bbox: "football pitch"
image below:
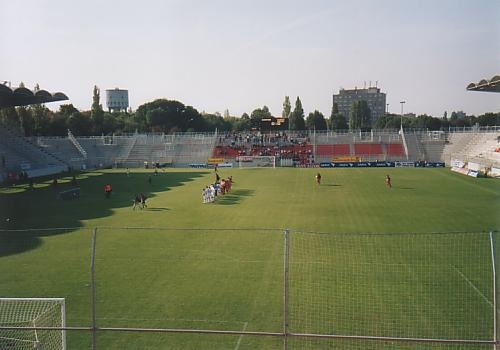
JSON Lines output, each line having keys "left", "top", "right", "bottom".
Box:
{"left": 1, "top": 167, "right": 499, "bottom": 349}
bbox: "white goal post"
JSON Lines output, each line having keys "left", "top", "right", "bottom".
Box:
{"left": 0, "top": 298, "right": 66, "bottom": 350}
{"left": 236, "top": 155, "right": 276, "bottom": 168}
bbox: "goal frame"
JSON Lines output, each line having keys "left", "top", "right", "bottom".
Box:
{"left": 0, "top": 297, "right": 66, "bottom": 350}
{"left": 237, "top": 155, "right": 276, "bottom": 168}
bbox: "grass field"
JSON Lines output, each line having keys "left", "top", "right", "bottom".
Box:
{"left": 0, "top": 167, "right": 499, "bottom": 349}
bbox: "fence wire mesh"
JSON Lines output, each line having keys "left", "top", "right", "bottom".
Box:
{"left": 0, "top": 227, "right": 497, "bottom": 349}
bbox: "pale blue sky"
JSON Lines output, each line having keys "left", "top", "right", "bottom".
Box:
{"left": 1, "top": 0, "right": 499, "bottom": 117}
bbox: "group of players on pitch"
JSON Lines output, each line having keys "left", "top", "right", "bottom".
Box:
{"left": 132, "top": 193, "right": 148, "bottom": 210}
{"left": 202, "top": 172, "right": 233, "bottom": 204}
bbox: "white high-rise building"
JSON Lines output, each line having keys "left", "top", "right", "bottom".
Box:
{"left": 333, "top": 86, "right": 386, "bottom": 124}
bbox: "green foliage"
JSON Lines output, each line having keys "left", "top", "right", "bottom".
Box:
{"left": 90, "top": 85, "right": 104, "bottom": 134}
{"left": 305, "top": 110, "right": 327, "bottom": 130}
{"left": 411, "top": 114, "right": 442, "bottom": 130}
{"left": 289, "top": 96, "right": 305, "bottom": 130}
{"left": 201, "top": 113, "right": 229, "bottom": 131}
{"left": 477, "top": 112, "right": 500, "bottom": 126}
{"left": 67, "top": 111, "right": 92, "bottom": 136}
{"left": 17, "top": 106, "right": 34, "bottom": 135}
{"left": 330, "top": 103, "right": 348, "bottom": 130}
{"left": 134, "top": 99, "right": 204, "bottom": 133}
{"left": 48, "top": 113, "right": 69, "bottom": 136}
{"left": 373, "top": 114, "right": 401, "bottom": 129}
{"left": 2, "top": 93, "right": 499, "bottom": 136}
{"left": 250, "top": 106, "right": 272, "bottom": 129}
{"left": 223, "top": 115, "right": 251, "bottom": 131}
{"left": 348, "top": 100, "right": 371, "bottom": 130}
{"left": 58, "top": 104, "right": 79, "bottom": 118}
{"left": 282, "top": 95, "right": 291, "bottom": 118}
{"left": 30, "top": 104, "right": 51, "bottom": 136}
{"left": 0, "top": 107, "right": 20, "bottom": 129}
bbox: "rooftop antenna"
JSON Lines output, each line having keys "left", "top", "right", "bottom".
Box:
{"left": 363, "top": 81, "right": 366, "bottom": 89}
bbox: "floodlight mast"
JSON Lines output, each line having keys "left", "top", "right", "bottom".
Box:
{"left": 400, "top": 101, "right": 406, "bottom": 130}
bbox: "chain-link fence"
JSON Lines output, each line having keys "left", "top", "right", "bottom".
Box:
{"left": 0, "top": 227, "right": 497, "bottom": 349}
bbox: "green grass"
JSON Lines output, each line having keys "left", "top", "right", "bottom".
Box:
{"left": 0, "top": 167, "right": 499, "bottom": 349}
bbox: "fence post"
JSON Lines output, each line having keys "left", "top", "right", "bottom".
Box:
{"left": 490, "top": 231, "right": 497, "bottom": 349}
{"left": 283, "top": 229, "right": 290, "bottom": 350}
{"left": 90, "top": 228, "right": 98, "bottom": 350}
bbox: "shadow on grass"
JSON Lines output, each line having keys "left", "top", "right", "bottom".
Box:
{"left": 142, "top": 207, "right": 169, "bottom": 212}
{"left": 215, "top": 189, "right": 254, "bottom": 205}
{"left": 0, "top": 170, "right": 206, "bottom": 257}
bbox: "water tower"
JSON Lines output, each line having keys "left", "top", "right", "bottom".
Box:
{"left": 105, "top": 88, "right": 129, "bottom": 112}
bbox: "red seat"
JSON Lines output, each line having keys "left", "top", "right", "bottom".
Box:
{"left": 316, "top": 144, "right": 350, "bottom": 156}
{"left": 387, "top": 143, "right": 404, "bottom": 156}
{"left": 354, "top": 144, "right": 383, "bottom": 156}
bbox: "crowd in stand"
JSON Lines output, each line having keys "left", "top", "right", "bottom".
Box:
{"left": 215, "top": 131, "right": 314, "bottom": 165}
{"left": 218, "top": 131, "right": 309, "bottom": 149}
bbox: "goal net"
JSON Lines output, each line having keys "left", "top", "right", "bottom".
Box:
{"left": 237, "top": 155, "right": 275, "bottom": 168}
{"left": 288, "top": 232, "right": 494, "bottom": 348}
{"left": 0, "top": 298, "right": 66, "bottom": 350}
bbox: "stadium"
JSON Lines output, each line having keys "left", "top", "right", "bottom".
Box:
{"left": 1, "top": 84, "right": 500, "bottom": 350}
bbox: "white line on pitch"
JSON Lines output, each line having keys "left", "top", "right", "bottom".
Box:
{"left": 234, "top": 321, "right": 248, "bottom": 350}
{"left": 452, "top": 265, "right": 492, "bottom": 308}
{"left": 72, "top": 317, "right": 247, "bottom": 324}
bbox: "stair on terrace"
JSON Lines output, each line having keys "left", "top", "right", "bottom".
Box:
{"left": 0, "top": 126, "right": 68, "bottom": 177}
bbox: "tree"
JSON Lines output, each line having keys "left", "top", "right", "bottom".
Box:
{"left": 289, "top": 97, "right": 305, "bottom": 130}
{"left": 202, "top": 113, "right": 229, "bottom": 131}
{"left": 0, "top": 107, "right": 20, "bottom": 130}
{"left": 29, "top": 104, "right": 51, "bottom": 135}
{"left": 330, "top": 103, "right": 348, "bottom": 131}
{"left": 477, "top": 112, "right": 500, "bottom": 126}
{"left": 58, "top": 104, "right": 80, "bottom": 118}
{"left": 306, "top": 110, "right": 327, "bottom": 130}
{"left": 67, "top": 111, "right": 92, "bottom": 135}
{"left": 348, "top": 100, "right": 371, "bottom": 130}
{"left": 250, "top": 106, "right": 272, "bottom": 129}
{"left": 135, "top": 99, "right": 202, "bottom": 133}
{"left": 48, "top": 113, "right": 70, "bottom": 136}
{"left": 409, "top": 114, "right": 442, "bottom": 130}
{"left": 91, "top": 85, "right": 104, "bottom": 134}
{"left": 373, "top": 114, "right": 401, "bottom": 129}
{"left": 102, "top": 112, "right": 121, "bottom": 135}
{"left": 49, "top": 104, "right": 79, "bottom": 135}
{"left": 282, "top": 96, "right": 291, "bottom": 118}
{"left": 17, "top": 107, "right": 34, "bottom": 136}
{"left": 225, "top": 115, "right": 251, "bottom": 131}
{"left": 250, "top": 106, "right": 272, "bottom": 120}
{"left": 185, "top": 105, "right": 206, "bottom": 131}
{"left": 118, "top": 112, "right": 139, "bottom": 133}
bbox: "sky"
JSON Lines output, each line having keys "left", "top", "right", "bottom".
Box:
{"left": 1, "top": 0, "right": 499, "bottom": 118}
